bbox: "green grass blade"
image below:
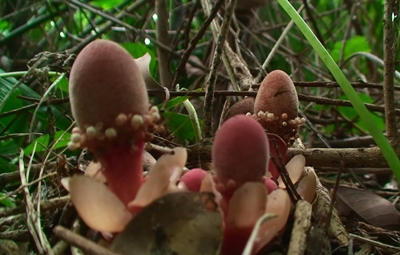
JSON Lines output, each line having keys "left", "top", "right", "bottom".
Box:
{"left": 277, "top": 0, "right": 400, "bottom": 182}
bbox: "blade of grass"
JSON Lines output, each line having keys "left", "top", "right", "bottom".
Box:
{"left": 182, "top": 99, "right": 202, "bottom": 144}
{"left": 277, "top": 0, "right": 400, "bottom": 183}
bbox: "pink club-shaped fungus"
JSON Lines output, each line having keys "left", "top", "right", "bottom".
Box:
{"left": 179, "top": 168, "right": 208, "bottom": 192}
{"left": 212, "top": 115, "right": 269, "bottom": 203}
{"left": 213, "top": 115, "right": 292, "bottom": 254}
{"left": 68, "top": 39, "right": 159, "bottom": 206}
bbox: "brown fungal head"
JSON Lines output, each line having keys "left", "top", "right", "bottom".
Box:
{"left": 224, "top": 97, "right": 255, "bottom": 121}
{"left": 254, "top": 70, "right": 303, "bottom": 142}
{"left": 68, "top": 39, "right": 159, "bottom": 205}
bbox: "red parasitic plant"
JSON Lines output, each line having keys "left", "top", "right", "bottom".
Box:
{"left": 212, "top": 115, "right": 268, "bottom": 253}
{"left": 213, "top": 115, "right": 291, "bottom": 254}
{"left": 68, "top": 39, "right": 159, "bottom": 206}
{"left": 64, "top": 40, "right": 301, "bottom": 252}
{"left": 62, "top": 146, "right": 188, "bottom": 233}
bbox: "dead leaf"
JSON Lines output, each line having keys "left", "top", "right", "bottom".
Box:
{"left": 336, "top": 186, "right": 400, "bottom": 230}
{"left": 0, "top": 239, "right": 20, "bottom": 255}
{"left": 111, "top": 192, "right": 222, "bottom": 255}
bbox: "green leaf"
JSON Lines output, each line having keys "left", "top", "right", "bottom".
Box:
{"left": 0, "top": 156, "right": 17, "bottom": 174}
{"left": 55, "top": 75, "right": 69, "bottom": 93}
{"left": 330, "top": 36, "right": 371, "bottom": 63}
{"left": 91, "top": 0, "right": 124, "bottom": 10}
{"left": 157, "top": 96, "right": 189, "bottom": 110}
{"left": 0, "top": 193, "right": 15, "bottom": 207}
{"left": 0, "top": 140, "right": 18, "bottom": 155}
{"left": 24, "top": 131, "right": 71, "bottom": 155}
{"left": 338, "top": 94, "right": 385, "bottom": 133}
{"left": 0, "top": 20, "right": 10, "bottom": 36}
{"left": 162, "top": 112, "right": 201, "bottom": 142}
{"left": 0, "top": 75, "right": 26, "bottom": 135}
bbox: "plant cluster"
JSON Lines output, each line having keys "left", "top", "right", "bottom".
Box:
{"left": 63, "top": 39, "right": 317, "bottom": 254}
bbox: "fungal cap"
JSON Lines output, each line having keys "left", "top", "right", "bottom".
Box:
{"left": 296, "top": 168, "right": 317, "bottom": 204}
{"left": 213, "top": 115, "right": 269, "bottom": 198}
{"left": 70, "top": 39, "right": 148, "bottom": 127}
{"left": 277, "top": 154, "right": 306, "bottom": 188}
{"left": 254, "top": 70, "right": 298, "bottom": 118}
{"left": 68, "top": 39, "right": 157, "bottom": 154}
{"left": 179, "top": 168, "right": 208, "bottom": 192}
{"left": 224, "top": 97, "right": 255, "bottom": 121}
{"left": 254, "top": 70, "right": 300, "bottom": 140}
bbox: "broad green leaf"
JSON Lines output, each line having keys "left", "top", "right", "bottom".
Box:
{"left": 0, "top": 140, "right": 18, "bottom": 155}
{"left": 29, "top": 104, "right": 72, "bottom": 132}
{"left": 0, "top": 193, "right": 15, "bottom": 207}
{"left": 24, "top": 131, "right": 71, "bottom": 155}
{"left": 330, "top": 36, "right": 371, "bottom": 63}
{"left": 91, "top": 0, "right": 124, "bottom": 10}
{"left": 162, "top": 112, "right": 201, "bottom": 141}
{"left": 0, "top": 20, "right": 9, "bottom": 30}
{"left": 338, "top": 95, "right": 385, "bottom": 133}
{"left": 157, "top": 96, "right": 189, "bottom": 110}
{"left": 0, "top": 75, "right": 27, "bottom": 135}
{"left": 0, "top": 20, "right": 10, "bottom": 36}
{"left": 0, "top": 156, "right": 17, "bottom": 174}
{"left": 55, "top": 75, "right": 69, "bottom": 93}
